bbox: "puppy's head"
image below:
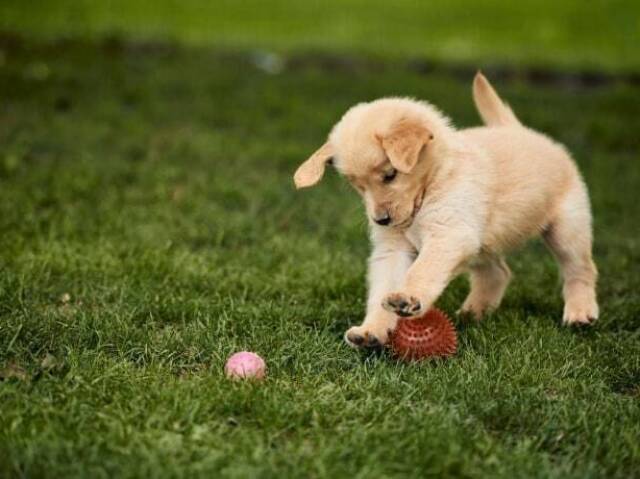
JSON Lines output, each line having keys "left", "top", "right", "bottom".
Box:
{"left": 294, "top": 98, "right": 450, "bottom": 228}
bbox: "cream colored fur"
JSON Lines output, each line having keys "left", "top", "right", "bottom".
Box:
{"left": 294, "top": 73, "right": 598, "bottom": 348}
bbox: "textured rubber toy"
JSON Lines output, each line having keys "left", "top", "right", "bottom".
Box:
{"left": 390, "top": 308, "right": 457, "bottom": 360}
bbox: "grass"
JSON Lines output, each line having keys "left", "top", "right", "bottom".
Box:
{"left": 1, "top": 0, "right": 640, "bottom": 72}
{"left": 0, "top": 35, "right": 639, "bottom": 478}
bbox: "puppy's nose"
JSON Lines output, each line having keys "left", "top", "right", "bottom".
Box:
{"left": 374, "top": 213, "right": 391, "bottom": 226}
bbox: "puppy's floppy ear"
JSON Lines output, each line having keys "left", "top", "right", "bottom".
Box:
{"left": 376, "top": 119, "right": 433, "bottom": 173}
{"left": 293, "top": 142, "right": 335, "bottom": 189}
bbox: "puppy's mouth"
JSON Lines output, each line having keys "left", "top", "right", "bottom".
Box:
{"left": 394, "top": 188, "right": 426, "bottom": 229}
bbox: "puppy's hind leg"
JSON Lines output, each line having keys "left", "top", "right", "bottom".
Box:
{"left": 543, "top": 180, "right": 599, "bottom": 325}
{"left": 459, "top": 255, "right": 511, "bottom": 319}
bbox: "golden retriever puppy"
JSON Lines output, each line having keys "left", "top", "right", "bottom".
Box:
{"left": 294, "top": 73, "right": 598, "bottom": 348}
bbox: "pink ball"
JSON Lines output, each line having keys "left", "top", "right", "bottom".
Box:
{"left": 224, "top": 351, "right": 266, "bottom": 380}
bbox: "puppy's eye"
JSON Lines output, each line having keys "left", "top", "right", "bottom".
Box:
{"left": 382, "top": 168, "right": 397, "bottom": 184}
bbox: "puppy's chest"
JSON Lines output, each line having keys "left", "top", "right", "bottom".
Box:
{"left": 403, "top": 226, "right": 423, "bottom": 252}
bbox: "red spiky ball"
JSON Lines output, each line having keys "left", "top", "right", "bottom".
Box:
{"left": 389, "top": 308, "right": 457, "bottom": 360}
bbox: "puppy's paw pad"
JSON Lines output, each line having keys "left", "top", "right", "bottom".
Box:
{"left": 344, "top": 326, "right": 389, "bottom": 349}
{"left": 382, "top": 293, "right": 423, "bottom": 317}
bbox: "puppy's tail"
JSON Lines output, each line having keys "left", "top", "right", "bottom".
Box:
{"left": 473, "top": 72, "right": 521, "bottom": 127}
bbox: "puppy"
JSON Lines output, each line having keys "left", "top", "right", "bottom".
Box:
{"left": 294, "top": 73, "right": 598, "bottom": 348}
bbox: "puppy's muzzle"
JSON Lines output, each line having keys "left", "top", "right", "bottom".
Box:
{"left": 373, "top": 213, "right": 391, "bottom": 226}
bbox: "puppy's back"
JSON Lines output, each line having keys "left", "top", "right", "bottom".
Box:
{"left": 459, "top": 125, "right": 579, "bottom": 250}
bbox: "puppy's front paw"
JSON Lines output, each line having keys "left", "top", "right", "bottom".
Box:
{"left": 563, "top": 299, "right": 599, "bottom": 326}
{"left": 382, "top": 292, "right": 424, "bottom": 317}
{"left": 344, "top": 325, "right": 391, "bottom": 349}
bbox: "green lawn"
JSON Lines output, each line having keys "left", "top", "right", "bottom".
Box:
{"left": 0, "top": 37, "right": 639, "bottom": 478}
{"left": 1, "top": 0, "right": 640, "bottom": 72}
